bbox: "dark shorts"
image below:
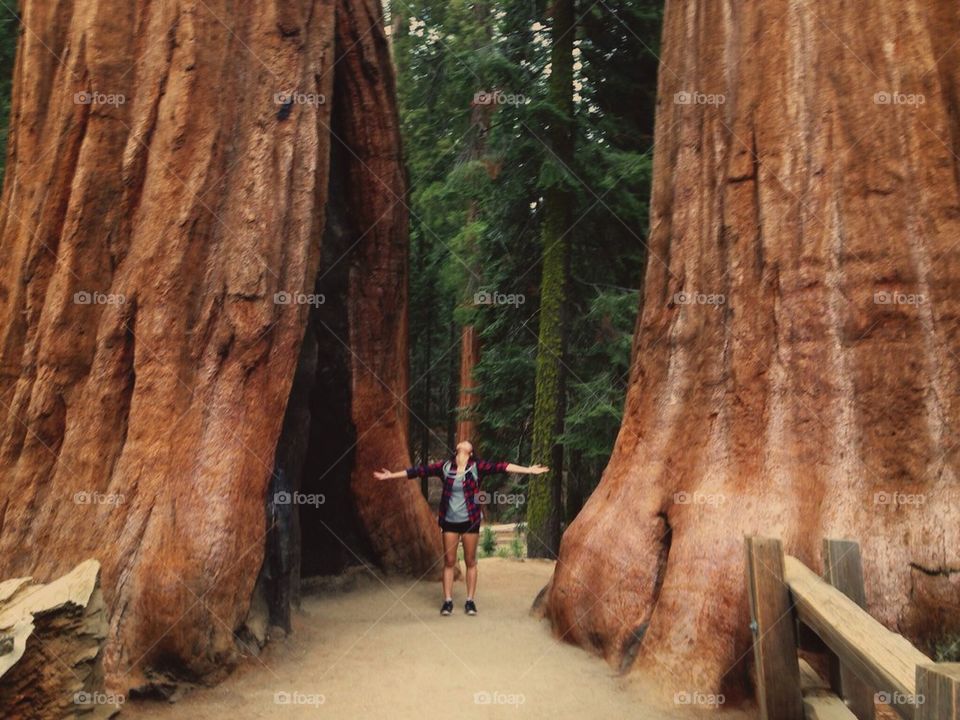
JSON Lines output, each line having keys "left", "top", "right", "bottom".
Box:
{"left": 439, "top": 518, "right": 480, "bottom": 534}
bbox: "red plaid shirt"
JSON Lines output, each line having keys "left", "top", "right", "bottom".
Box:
{"left": 406, "top": 459, "right": 509, "bottom": 524}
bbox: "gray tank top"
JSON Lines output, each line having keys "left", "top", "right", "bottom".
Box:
{"left": 445, "top": 470, "right": 469, "bottom": 522}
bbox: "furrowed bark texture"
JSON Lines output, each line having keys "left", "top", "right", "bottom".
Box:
{"left": 542, "top": 0, "right": 960, "bottom": 700}
{"left": 0, "top": 560, "right": 107, "bottom": 719}
{"left": 0, "top": 0, "right": 438, "bottom": 694}
{"left": 334, "top": 0, "right": 441, "bottom": 575}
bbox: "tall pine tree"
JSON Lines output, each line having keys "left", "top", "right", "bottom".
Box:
{"left": 527, "top": 0, "right": 575, "bottom": 558}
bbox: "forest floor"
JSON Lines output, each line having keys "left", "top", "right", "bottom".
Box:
{"left": 123, "top": 557, "right": 757, "bottom": 719}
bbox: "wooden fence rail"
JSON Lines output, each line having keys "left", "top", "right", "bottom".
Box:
{"left": 745, "top": 536, "right": 960, "bottom": 720}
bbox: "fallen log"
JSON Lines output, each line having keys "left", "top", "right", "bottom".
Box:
{"left": 0, "top": 560, "right": 114, "bottom": 719}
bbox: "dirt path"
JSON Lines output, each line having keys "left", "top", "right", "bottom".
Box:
{"left": 124, "top": 558, "right": 756, "bottom": 719}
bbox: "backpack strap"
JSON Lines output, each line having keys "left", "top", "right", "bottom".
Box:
{"left": 464, "top": 461, "right": 478, "bottom": 483}
{"left": 442, "top": 459, "right": 478, "bottom": 482}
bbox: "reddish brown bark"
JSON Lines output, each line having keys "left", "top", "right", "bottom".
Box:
{"left": 336, "top": 0, "right": 441, "bottom": 575}
{"left": 0, "top": 0, "right": 437, "bottom": 695}
{"left": 455, "top": 97, "right": 498, "bottom": 445}
{"left": 542, "top": 0, "right": 960, "bottom": 701}
{"left": 457, "top": 323, "right": 480, "bottom": 442}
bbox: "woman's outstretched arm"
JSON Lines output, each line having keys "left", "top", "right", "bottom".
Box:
{"left": 474, "top": 460, "right": 550, "bottom": 477}
{"left": 505, "top": 463, "right": 549, "bottom": 474}
{"left": 373, "top": 461, "right": 445, "bottom": 481}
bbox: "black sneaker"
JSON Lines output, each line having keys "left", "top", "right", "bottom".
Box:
{"left": 465, "top": 599, "right": 477, "bottom": 616}
{"left": 441, "top": 600, "right": 454, "bottom": 616}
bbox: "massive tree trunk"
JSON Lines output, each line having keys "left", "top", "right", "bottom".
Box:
{"left": 0, "top": 0, "right": 438, "bottom": 696}
{"left": 335, "top": 0, "right": 440, "bottom": 575}
{"left": 542, "top": 0, "right": 960, "bottom": 701}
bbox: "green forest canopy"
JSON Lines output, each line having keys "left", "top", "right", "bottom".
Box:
{"left": 393, "top": 0, "right": 662, "bottom": 521}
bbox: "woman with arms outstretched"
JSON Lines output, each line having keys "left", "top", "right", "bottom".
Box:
{"left": 374, "top": 440, "right": 548, "bottom": 616}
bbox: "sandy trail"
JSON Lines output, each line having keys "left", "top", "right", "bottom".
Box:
{"left": 124, "top": 558, "right": 755, "bottom": 719}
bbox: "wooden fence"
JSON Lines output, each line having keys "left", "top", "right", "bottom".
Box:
{"left": 745, "top": 536, "right": 960, "bottom": 720}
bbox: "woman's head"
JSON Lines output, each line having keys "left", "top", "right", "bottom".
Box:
{"left": 455, "top": 440, "right": 474, "bottom": 458}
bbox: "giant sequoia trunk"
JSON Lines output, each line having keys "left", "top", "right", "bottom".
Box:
{"left": 543, "top": 0, "right": 960, "bottom": 700}
{"left": 0, "top": 0, "right": 438, "bottom": 694}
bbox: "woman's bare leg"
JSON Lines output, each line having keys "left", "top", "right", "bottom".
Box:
{"left": 442, "top": 532, "right": 459, "bottom": 600}
{"left": 462, "top": 532, "right": 479, "bottom": 600}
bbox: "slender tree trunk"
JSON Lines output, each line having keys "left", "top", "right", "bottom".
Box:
{"left": 446, "top": 318, "right": 458, "bottom": 449}
{"left": 527, "top": 0, "right": 574, "bottom": 559}
{"left": 0, "top": 0, "right": 438, "bottom": 695}
{"left": 565, "top": 447, "right": 583, "bottom": 523}
{"left": 541, "top": 0, "right": 960, "bottom": 700}
{"left": 455, "top": 5, "right": 496, "bottom": 445}
{"left": 387, "top": 1, "right": 404, "bottom": 75}
{"left": 457, "top": 322, "right": 481, "bottom": 441}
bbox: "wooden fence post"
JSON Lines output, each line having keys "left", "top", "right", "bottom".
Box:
{"left": 917, "top": 664, "right": 960, "bottom": 720}
{"left": 746, "top": 536, "right": 805, "bottom": 720}
{"left": 823, "top": 539, "right": 876, "bottom": 720}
